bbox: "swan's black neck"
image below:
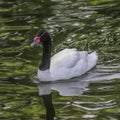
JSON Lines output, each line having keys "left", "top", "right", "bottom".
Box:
{"left": 39, "top": 35, "right": 51, "bottom": 71}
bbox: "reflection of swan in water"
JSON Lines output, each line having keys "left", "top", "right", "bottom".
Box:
{"left": 41, "top": 94, "right": 55, "bottom": 120}
{"left": 37, "top": 66, "right": 120, "bottom": 119}
{"left": 38, "top": 71, "right": 90, "bottom": 120}
{"left": 38, "top": 77, "right": 89, "bottom": 96}
{"left": 40, "top": 77, "right": 89, "bottom": 120}
{"left": 39, "top": 69, "right": 92, "bottom": 120}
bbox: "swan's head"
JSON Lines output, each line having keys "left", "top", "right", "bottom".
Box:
{"left": 31, "top": 30, "right": 49, "bottom": 46}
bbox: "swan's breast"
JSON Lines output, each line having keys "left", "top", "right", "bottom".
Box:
{"left": 37, "top": 69, "right": 52, "bottom": 81}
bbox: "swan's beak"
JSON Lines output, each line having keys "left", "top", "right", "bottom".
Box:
{"left": 31, "top": 41, "right": 38, "bottom": 46}
{"left": 31, "top": 36, "right": 41, "bottom": 46}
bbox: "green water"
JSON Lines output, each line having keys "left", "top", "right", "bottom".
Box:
{"left": 0, "top": 0, "right": 120, "bottom": 119}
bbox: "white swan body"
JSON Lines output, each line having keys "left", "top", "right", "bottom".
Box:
{"left": 38, "top": 48, "right": 98, "bottom": 81}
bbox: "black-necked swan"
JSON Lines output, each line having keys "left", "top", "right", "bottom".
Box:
{"left": 31, "top": 30, "right": 98, "bottom": 81}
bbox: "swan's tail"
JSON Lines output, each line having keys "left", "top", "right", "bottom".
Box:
{"left": 87, "top": 51, "right": 98, "bottom": 71}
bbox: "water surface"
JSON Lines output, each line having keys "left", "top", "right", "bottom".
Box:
{"left": 0, "top": 0, "right": 120, "bottom": 119}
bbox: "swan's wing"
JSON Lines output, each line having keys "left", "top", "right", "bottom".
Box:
{"left": 50, "top": 49, "right": 89, "bottom": 80}
{"left": 50, "top": 49, "right": 97, "bottom": 81}
{"left": 50, "top": 48, "right": 80, "bottom": 69}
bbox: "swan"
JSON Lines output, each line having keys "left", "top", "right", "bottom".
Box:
{"left": 31, "top": 30, "right": 98, "bottom": 81}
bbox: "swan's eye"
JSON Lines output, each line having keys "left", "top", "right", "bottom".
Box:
{"left": 34, "top": 36, "right": 41, "bottom": 43}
